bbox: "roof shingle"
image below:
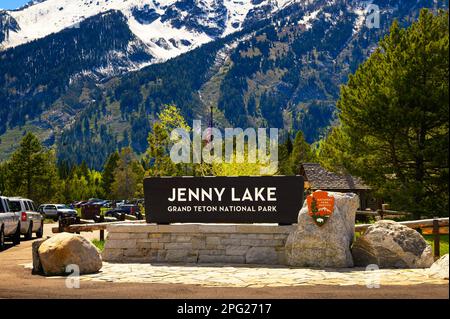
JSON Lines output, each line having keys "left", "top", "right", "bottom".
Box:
{"left": 301, "top": 163, "right": 371, "bottom": 190}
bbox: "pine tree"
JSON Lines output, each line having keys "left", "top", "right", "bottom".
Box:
{"left": 277, "top": 135, "right": 293, "bottom": 175}
{"left": 79, "top": 160, "right": 90, "bottom": 180}
{"left": 319, "top": 10, "right": 449, "bottom": 217}
{"left": 111, "top": 147, "right": 144, "bottom": 200}
{"left": 4, "top": 133, "right": 60, "bottom": 204}
{"left": 278, "top": 132, "right": 316, "bottom": 175}
{"left": 122, "top": 130, "right": 130, "bottom": 148}
{"left": 102, "top": 151, "right": 120, "bottom": 199}
{"left": 285, "top": 135, "right": 293, "bottom": 155}
{"left": 0, "top": 162, "right": 7, "bottom": 195}
{"left": 289, "top": 131, "right": 316, "bottom": 174}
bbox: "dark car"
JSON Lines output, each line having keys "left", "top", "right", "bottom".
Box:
{"left": 73, "top": 201, "right": 87, "bottom": 208}
{"left": 105, "top": 204, "right": 143, "bottom": 220}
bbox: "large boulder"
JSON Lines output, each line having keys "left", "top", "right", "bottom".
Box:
{"left": 428, "top": 254, "right": 449, "bottom": 280}
{"left": 285, "top": 191, "right": 359, "bottom": 268}
{"left": 38, "top": 232, "right": 102, "bottom": 276}
{"left": 32, "top": 237, "right": 49, "bottom": 274}
{"left": 352, "top": 220, "right": 434, "bottom": 268}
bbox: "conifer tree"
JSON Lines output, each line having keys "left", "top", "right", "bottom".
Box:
{"left": 289, "top": 131, "right": 317, "bottom": 174}
{"left": 111, "top": 148, "right": 144, "bottom": 200}
{"left": 4, "top": 133, "right": 60, "bottom": 204}
{"left": 319, "top": 10, "right": 449, "bottom": 217}
{"left": 102, "top": 151, "right": 120, "bottom": 199}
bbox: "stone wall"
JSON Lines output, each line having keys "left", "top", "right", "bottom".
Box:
{"left": 102, "top": 223, "right": 296, "bottom": 265}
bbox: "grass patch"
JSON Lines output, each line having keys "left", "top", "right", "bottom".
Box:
{"left": 424, "top": 234, "right": 449, "bottom": 256}
{"left": 92, "top": 239, "right": 105, "bottom": 252}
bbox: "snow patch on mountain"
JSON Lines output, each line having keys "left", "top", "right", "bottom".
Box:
{"left": 1, "top": 0, "right": 297, "bottom": 62}
{"left": 352, "top": 1, "right": 373, "bottom": 35}
{"left": 297, "top": 8, "right": 321, "bottom": 29}
{"left": 1, "top": 0, "right": 381, "bottom": 66}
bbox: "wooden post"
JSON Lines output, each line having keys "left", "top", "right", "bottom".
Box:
{"left": 380, "top": 204, "right": 389, "bottom": 220}
{"left": 433, "top": 217, "right": 440, "bottom": 260}
{"left": 100, "top": 229, "right": 105, "bottom": 241}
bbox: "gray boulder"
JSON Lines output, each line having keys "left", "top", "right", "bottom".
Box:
{"left": 428, "top": 254, "right": 449, "bottom": 280}
{"left": 285, "top": 191, "right": 359, "bottom": 268}
{"left": 38, "top": 232, "right": 102, "bottom": 276}
{"left": 32, "top": 237, "right": 49, "bottom": 274}
{"left": 352, "top": 220, "right": 434, "bottom": 268}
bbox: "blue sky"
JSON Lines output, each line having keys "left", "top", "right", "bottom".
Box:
{"left": 1, "top": 0, "right": 30, "bottom": 10}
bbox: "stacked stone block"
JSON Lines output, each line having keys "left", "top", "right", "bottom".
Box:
{"left": 102, "top": 224, "right": 295, "bottom": 265}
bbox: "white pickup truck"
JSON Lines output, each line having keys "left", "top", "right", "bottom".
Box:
{"left": 0, "top": 196, "right": 21, "bottom": 251}
{"left": 8, "top": 197, "right": 44, "bottom": 240}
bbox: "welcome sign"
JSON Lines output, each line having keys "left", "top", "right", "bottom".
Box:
{"left": 144, "top": 176, "right": 304, "bottom": 224}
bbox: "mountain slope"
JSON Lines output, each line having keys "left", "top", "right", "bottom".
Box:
{"left": 0, "top": 0, "right": 447, "bottom": 168}
{"left": 1, "top": 0, "right": 295, "bottom": 62}
{"left": 0, "top": 10, "right": 152, "bottom": 135}
{"left": 55, "top": 0, "right": 447, "bottom": 169}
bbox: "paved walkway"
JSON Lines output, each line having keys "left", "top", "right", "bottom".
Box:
{"left": 3, "top": 233, "right": 447, "bottom": 298}
{"left": 25, "top": 262, "right": 447, "bottom": 288}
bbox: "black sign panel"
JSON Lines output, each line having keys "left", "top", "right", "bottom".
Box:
{"left": 144, "top": 176, "right": 304, "bottom": 224}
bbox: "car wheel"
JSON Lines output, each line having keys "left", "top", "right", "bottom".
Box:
{"left": 12, "top": 223, "right": 21, "bottom": 245}
{"left": 0, "top": 227, "right": 5, "bottom": 251}
{"left": 36, "top": 221, "right": 44, "bottom": 238}
{"left": 25, "top": 222, "right": 33, "bottom": 240}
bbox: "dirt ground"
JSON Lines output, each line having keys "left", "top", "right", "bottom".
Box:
{"left": 0, "top": 224, "right": 448, "bottom": 299}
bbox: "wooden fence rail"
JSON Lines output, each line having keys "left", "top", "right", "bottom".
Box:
{"left": 52, "top": 220, "right": 145, "bottom": 241}
{"left": 354, "top": 217, "right": 449, "bottom": 232}
{"left": 356, "top": 209, "right": 412, "bottom": 219}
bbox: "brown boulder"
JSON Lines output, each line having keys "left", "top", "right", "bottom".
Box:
{"left": 38, "top": 232, "right": 102, "bottom": 276}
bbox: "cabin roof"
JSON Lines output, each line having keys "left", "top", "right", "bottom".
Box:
{"left": 300, "top": 163, "right": 371, "bottom": 190}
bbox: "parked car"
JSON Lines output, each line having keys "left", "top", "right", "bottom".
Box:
{"left": 105, "top": 204, "right": 143, "bottom": 220}
{"left": 96, "top": 200, "right": 109, "bottom": 207}
{"left": 87, "top": 198, "right": 103, "bottom": 205}
{"left": 102, "top": 201, "right": 112, "bottom": 208}
{"left": 115, "top": 200, "right": 126, "bottom": 208}
{"left": 0, "top": 196, "right": 21, "bottom": 251}
{"left": 38, "top": 204, "right": 77, "bottom": 221}
{"left": 8, "top": 197, "right": 44, "bottom": 240}
{"left": 73, "top": 200, "right": 87, "bottom": 208}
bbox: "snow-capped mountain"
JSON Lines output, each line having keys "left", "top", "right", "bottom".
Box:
{"left": 0, "top": 0, "right": 446, "bottom": 166}
{"left": 1, "top": 0, "right": 296, "bottom": 62}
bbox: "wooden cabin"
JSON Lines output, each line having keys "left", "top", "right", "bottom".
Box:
{"left": 300, "top": 163, "right": 380, "bottom": 211}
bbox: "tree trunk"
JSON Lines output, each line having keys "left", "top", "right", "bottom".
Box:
{"left": 413, "top": 125, "right": 426, "bottom": 220}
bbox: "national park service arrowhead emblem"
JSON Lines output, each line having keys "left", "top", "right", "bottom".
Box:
{"left": 307, "top": 191, "right": 335, "bottom": 227}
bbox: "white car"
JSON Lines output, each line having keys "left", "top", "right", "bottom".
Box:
{"left": 0, "top": 196, "right": 21, "bottom": 251}
{"left": 8, "top": 197, "right": 44, "bottom": 240}
{"left": 38, "top": 204, "right": 77, "bottom": 221}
